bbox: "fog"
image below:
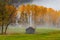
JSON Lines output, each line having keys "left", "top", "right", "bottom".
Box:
{"left": 14, "top": 0, "right": 60, "bottom": 10}
{"left": 8, "top": 0, "right": 60, "bottom": 28}
{"left": 31, "top": 0, "right": 60, "bottom": 10}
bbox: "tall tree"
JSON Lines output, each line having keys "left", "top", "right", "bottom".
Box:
{"left": 0, "top": 0, "right": 16, "bottom": 34}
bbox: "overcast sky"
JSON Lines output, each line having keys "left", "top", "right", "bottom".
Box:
{"left": 30, "top": 0, "right": 60, "bottom": 10}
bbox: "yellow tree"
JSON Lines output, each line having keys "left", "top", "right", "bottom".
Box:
{"left": 18, "top": 5, "right": 27, "bottom": 23}
{"left": 4, "top": 5, "right": 16, "bottom": 34}
{"left": 35, "top": 6, "right": 47, "bottom": 25}
{"left": 56, "top": 11, "right": 60, "bottom": 27}
{"left": 46, "top": 8, "right": 58, "bottom": 26}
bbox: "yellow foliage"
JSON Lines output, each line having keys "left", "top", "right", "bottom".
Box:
{"left": 17, "top": 4, "right": 60, "bottom": 24}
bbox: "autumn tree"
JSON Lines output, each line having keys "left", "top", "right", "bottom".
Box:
{"left": 0, "top": 0, "right": 16, "bottom": 34}
{"left": 4, "top": 5, "right": 16, "bottom": 34}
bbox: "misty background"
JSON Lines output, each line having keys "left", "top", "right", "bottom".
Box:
{"left": 0, "top": 0, "right": 59, "bottom": 29}
{"left": 11, "top": 0, "right": 60, "bottom": 10}
{"left": 9, "top": 0, "right": 60, "bottom": 28}
{"left": 31, "top": 0, "right": 60, "bottom": 10}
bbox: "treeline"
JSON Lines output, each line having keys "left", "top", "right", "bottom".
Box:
{"left": 18, "top": 4, "right": 60, "bottom": 27}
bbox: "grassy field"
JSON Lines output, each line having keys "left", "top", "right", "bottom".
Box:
{"left": 0, "top": 27, "right": 60, "bottom": 40}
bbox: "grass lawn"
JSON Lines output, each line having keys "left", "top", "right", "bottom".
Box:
{"left": 0, "top": 27, "right": 60, "bottom": 40}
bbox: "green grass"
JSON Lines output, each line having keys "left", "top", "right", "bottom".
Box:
{"left": 0, "top": 28, "right": 60, "bottom": 40}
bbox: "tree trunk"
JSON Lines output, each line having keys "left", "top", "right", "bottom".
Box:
{"left": 1, "top": 24, "right": 4, "bottom": 34}
{"left": 1, "top": 20, "right": 4, "bottom": 34}
{"left": 4, "top": 22, "right": 10, "bottom": 34}
{"left": 1, "top": 14, "right": 4, "bottom": 34}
